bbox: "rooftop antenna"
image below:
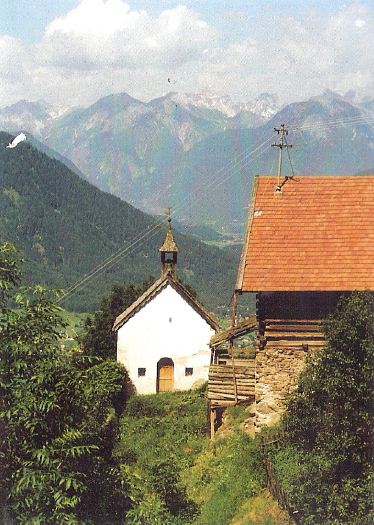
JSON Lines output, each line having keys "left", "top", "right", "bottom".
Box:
{"left": 272, "top": 124, "right": 292, "bottom": 192}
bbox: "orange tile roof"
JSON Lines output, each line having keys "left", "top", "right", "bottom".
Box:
{"left": 236, "top": 175, "right": 374, "bottom": 292}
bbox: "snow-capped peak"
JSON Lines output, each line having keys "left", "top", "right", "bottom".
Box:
{"left": 169, "top": 92, "right": 240, "bottom": 117}
{"left": 168, "top": 91, "right": 281, "bottom": 121}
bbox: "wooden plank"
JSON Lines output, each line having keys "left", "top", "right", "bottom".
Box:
{"left": 209, "top": 388, "right": 255, "bottom": 395}
{"left": 210, "top": 363, "right": 256, "bottom": 368}
{"left": 210, "top": 400, "right": 238, "bottom": 407}
{"left": 209, "top": 373, "right": 254, "bottom": 379}
{"left": 209, "top": 367, "right": 255, "bottom": 373}
{"left": 209, "top": 366, "right": 255, "bottom": 372}
{"left": 265, "top": 325, "right": 322, "bottom": 332}
{"left": 209, "top": 390, "right": 254, "bottom": 397}
{"left": 208, "top": 389, "right": 251, "bottom": 397}
{"left": 208, "top": 391, "right": 254, "bottom": 400}
{"left": 265, "top": 319, "right": 322, "bottom": 324}
{"left": 265, "top": 333, "right": 324, "bottom": 340}
{"left": 210, "top": 409, "right": 215, "bottom": 441}
{"left": 209, "top": 371, "right": 255, "bottom": 376}
{"left": 208, "top": 369, "right": 255, "bottom": 380}
{"left": 209, "top": 384, "right": 255, "bottom": 390}
{"left": 209, "top": 378, "right": 255, "bottom": 384}
{"left": 264, "top": 340, "right": 325, "bottom": 348}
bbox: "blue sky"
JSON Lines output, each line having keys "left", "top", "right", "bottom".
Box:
{"left": 0, "top": 1, "right": 353, "bottom": 43}
{"left": 0, "top": 1, "right": 372, "bottom": 107}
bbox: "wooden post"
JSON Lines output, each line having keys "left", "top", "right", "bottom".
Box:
{"left": 231, "top": 290, "right": 238, "bottom": 328}
{"left": 228, "top": 336, "right": 238, "bottom": 404}
{"left": 210, "top": 408, "right": 215, "bottom": 440}
{"left": 206, "top": 400, "right": 211, "bottom": 438}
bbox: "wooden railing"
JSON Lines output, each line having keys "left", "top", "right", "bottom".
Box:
{"left": 260, "top": 434, "right": 300, "bottom": 524}
{"left": 208, "top": 361, "right": 255, "bottom": 408}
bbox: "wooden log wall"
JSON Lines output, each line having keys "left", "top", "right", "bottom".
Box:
{"left": 208, "top": 360, "right": 255, "bottom": 408}
{"left": 263, "top": 319, "right": 325, "bottom": 351}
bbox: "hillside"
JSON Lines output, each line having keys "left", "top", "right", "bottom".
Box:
{"left": 0, "top": 131, "right": 239, "bottom": 313}
{"left": 114, "top": 390, "right": 291, "bottom": 525}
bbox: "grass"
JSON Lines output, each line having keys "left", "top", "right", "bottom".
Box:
{"left": 229, "top": 491, "right": 293, "bottom": 525}
{"left": 189, "top": 433, "right": 264, "bottom": 525}
{"left": 114, "top": 388, "right": 208, "bottom": 472}
{"left": 113, "top": 388, "right": 292, "bottom": 525}
{"left": 60, "top": 309, "right": 88, "bottom": 338}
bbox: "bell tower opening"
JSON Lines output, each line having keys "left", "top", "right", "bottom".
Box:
{"left": 159, "top": 211, "right": 178, "bottom": 278}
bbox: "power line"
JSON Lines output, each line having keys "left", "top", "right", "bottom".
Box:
{"left": 58, "top": 135, "right": 273, "bottom": 304}
{"left": 284, "top": 133, "right": 296, "bottom": 179}
{"left": 272, "top": 124, "right": 292, "bottom": 191}
{"left": 291, "top": 114, "right": 374, "bottom": 133}
{"left": 59, "top": 111, "right": 374, "bottom": 304}
{"left": 60, "top": 136, "right": 272, "bottom": 303}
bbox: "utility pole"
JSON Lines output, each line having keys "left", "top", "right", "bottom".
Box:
{"left": 272, "top": 124, "right": 292, "bottom": 191}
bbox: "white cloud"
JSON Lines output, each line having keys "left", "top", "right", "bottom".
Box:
{"left": 0, "top": 36, "right": 35, "bottom": 105}
{"left": 39, "top": 1, "right": 217, "bottom": 70}
{"left": 0, "top": 36, "right": 28, "bottom": 82}
{"left": 0, "top": 1, "right": 372, "bottom": 108}
{"left": 195, "top": 2, "right": 374, "bottom": 104}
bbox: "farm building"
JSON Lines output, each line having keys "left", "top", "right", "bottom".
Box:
{"left": 233, "top": 174, "right": 374, "bottom": 427}
{"left": 113, "top": 219, "right": 219, "bottom": 394}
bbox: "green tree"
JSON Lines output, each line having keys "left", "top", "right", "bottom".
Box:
{"left": 275, "top": 292, "right": 374, "bottom": 524}
{"left": 0, "top": 243, "right": 131, "bottom": 524}
{"left": 81, "top": 279, "right": 154, "bottom": 360}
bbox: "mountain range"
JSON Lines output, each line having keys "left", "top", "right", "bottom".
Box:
{"left": 0, "top": 131, "right": 240, "bottom": 313}
{"left": 1, "top": 90, "right": 373, "bottom": 233}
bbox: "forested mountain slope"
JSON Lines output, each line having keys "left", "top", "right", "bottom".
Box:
{"left": 0, "top": 132, "right": 238, "bottom": 312}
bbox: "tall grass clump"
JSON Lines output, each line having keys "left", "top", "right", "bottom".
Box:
{"left": 193, "top": 432, "right": 264, "bottom": 525}
{"left": 114, "top": 388, "right": 208, "bottom": 524}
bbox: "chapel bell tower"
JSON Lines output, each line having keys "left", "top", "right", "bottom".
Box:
{"left": 159, "top": 213, "right": 178, "bottom": 278}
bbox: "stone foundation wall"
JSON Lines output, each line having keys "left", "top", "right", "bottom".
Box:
{"left": 255, "top": 347, "right": 310, "bottom": 428}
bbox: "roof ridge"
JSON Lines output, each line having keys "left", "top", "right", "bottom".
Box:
{"left": 235, "top": 176, "right": 259, "bottom": 290}
{"left": 112, "top": 276, "right": 167, "bottom": 331}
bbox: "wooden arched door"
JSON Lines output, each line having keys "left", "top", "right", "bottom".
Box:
{"left": 157, "top": 358, "right": 174, "bottom": 392}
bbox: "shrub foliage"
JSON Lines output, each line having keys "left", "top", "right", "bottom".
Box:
{"left": 273, "top": 292, "right": 374, "bottom": 524}
{"left": 0, "top": 242, "right": 131, "bottom": 524}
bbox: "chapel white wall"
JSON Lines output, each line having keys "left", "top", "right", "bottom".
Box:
{"left": 116, "top": 284, "right": 215, "bottom": 394}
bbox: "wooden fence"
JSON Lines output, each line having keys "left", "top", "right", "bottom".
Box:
{"left": 260, "top": 434, "right": 301, "bottom": 525}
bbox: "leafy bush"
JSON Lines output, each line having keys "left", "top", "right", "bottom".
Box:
{"left": 0, "top": 243, "right": 132, "bottom": 524}
{"left": 118, "top": 390, "right": 207, "bottom": 468}
{"left": 81, "top": 279, "right": 153, "bottom": 360}
{"left": 272, "top": 291, "right": 374, "bottom": 525}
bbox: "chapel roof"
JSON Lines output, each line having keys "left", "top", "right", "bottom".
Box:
{"left": 236, "top": 175, "right": 374, "bottom": 292}
{"left": 112, "top": 274, "right": 219, "bottom": 331}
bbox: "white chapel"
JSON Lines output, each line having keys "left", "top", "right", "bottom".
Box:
{"left": 113, "top": 219, "right": 219, "bottom": 394}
